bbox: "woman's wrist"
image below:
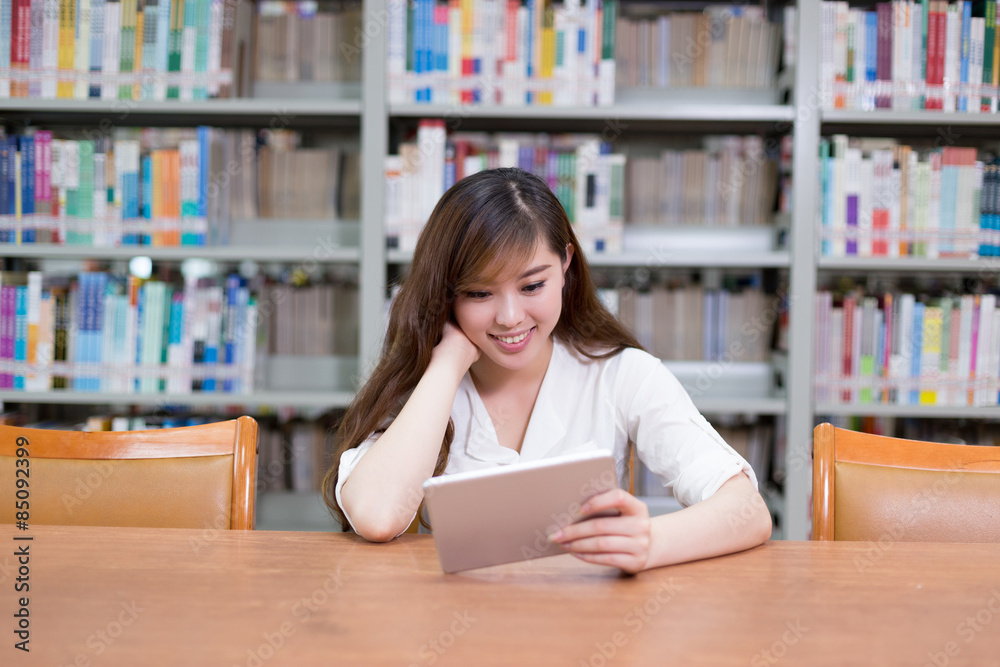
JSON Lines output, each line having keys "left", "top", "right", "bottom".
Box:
{"left": 427, "top": 349, "right": 474, "bottom": 384}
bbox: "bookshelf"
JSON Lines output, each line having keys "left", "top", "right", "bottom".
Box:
{"left": 796, "top": 0, "right": 1000, "bottom": 540}
{"left": 9, "top": 0, "right": 1000, "bottom": 540}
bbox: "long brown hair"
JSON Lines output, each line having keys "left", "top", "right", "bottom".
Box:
{"left": 322, "top": 167, "right": 641, "bottom": 527}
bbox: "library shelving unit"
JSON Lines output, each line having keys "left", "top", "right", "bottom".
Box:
{"left": 791, "top": 1, "right": 1000, "bottom": 540}
{"left": 368, "top": 0, "right": 800, "bottom": 536}
{"left": 0, "top": 93, "right": 372, "bottom": 413}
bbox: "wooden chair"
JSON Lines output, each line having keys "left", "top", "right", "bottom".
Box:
{"left": 812, "top": 422, "right": 1000, "bottom": 542}
{"left": 0, "top": 416, "right": 259, "bottom": 530}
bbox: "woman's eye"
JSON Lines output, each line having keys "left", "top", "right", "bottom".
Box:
{"left": 523, "top": 281, "right": 545, "bottom": 293}
{"left": 465, "top": 291, "right": 490, "bottom": 299}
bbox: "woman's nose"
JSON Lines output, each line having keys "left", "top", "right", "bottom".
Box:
{"left": 494, "top": 293, "right": 525, "bottom": 328}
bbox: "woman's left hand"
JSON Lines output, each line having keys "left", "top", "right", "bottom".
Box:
{"left": 548, "top": 488, "right": 651, "bottom": 574}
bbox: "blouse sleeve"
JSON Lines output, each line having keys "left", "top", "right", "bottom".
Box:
{"left": 334, "top": 434, "right": 419, "bottom": 537}
{"left": 615, "top": 350, "right": 758, "bottom": 507}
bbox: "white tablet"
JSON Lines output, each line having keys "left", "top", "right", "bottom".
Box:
{"left": 422, "top": 449, "right": 619, "bottom": 573}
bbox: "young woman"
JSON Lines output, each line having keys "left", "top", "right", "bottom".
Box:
{"left": 323, "top": 168, "right": 771, "bottom": 573}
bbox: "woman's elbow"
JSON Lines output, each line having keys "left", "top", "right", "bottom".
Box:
{"left": 753, "top": 504, "right": 773, "bottom": 544}
{"left": 342, "top": 499, "right": 410, "bottom": 543}
{"left": 356, "top": 522, "right": 403, "bottom": 543}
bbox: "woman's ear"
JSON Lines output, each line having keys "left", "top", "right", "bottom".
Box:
{"left": 562, "top": 244, "right": 574, "bottom": 274}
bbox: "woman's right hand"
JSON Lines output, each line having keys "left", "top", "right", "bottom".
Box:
{"left": 431, "top": 321, "right": 480, "bottom": 375}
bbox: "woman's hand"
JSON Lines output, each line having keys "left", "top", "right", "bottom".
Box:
{"left": 431, "top": 321, "right": 480, "bottom": 375}
{"left": 549, "top": 488, "right": 652, "bottom": 574}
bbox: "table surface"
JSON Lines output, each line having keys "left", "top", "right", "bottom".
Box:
{"left": 2, "top": 525, "right": 999, "bottom": 666}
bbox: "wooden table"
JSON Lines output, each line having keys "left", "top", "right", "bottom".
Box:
{"left": 2, "top": 525, "right": 999, "bottom": 666}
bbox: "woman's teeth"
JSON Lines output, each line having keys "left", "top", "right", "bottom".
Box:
{"left": 496, "top": 331, "right": 528, "bottom": 344}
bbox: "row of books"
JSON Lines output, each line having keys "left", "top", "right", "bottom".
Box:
{"left": 254, "top": 0, "right": 362, "bottom": 83}
{"left": 607, "top": 279, "right": 776, "bottom": 363}
{"left": 262, "top": 282, "right": 357, "bottom": 356}
{"left": 385, "top": 120, "right": 625, "bottom": 253}
{"left": 0, "top": 0, "right": 252, "bottom": 101}
{"left": 215, "top": 128, "right": 361, "bottom": 225}
{"left": 819, "top": 136, "right": 1000, "bottom": 258}
{"left": 814, "top": 290, "right": 1000, "bottom": 407}
{"left": 386, "top": 0, "right": 617, "bottom": 106}
{"left": 638, "top": 417, "right": 776, "bottom": 496}
{"left": 0, "top": 270, "right": 258, "bottom": 394}
{"left": 821, "top": 0, "right": 1000, "bottom": 112}
{"left": 822, "top": 414, "right": 1000, "bottom": 447}
{"left": 257, "top": 418, "right": 333, "bottom": 492}
{"left": 614, "top": 6, "right": 782, "bottom": 90}
{"left": 0, "top": 126, "right": 362, "bottom": 247}
{"left": 624, "top": 135, "right": 780, "bottom": 227}
{"left": 0, "top": 127, "right": 216, "bottom": 246}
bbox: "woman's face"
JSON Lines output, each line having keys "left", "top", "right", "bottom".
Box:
{"left": 452, "top": 242, "right": 572, "bottom": 377}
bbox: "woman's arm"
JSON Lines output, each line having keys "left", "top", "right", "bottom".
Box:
{"left": 549, "top": 472, "right": 771, "bottom": 573}
{"left": 340, "top": 323, "right": 479, "bottom": 542}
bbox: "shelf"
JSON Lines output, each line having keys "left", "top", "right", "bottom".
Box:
{"left": 587, "top": 250, "right": 790, "bottom": 268}
{"left": 0, "top": 98, "right": 362, "bottom": 127}
{"left": 822, "top": 109, "right": 1000, "bottom": 126}
{"left": 0, "top": 97, "right": 362, "bottom": 116}
{"left": 691, "top": 397, "right": 787, "bottom": 416}
{"left": 816, "top": 403, "right": 1000, "bottom": 419}
{"left": 0, "top": 390, "right": 355, "bottom": 410}
{"left": 2, "top": 244, "right": 360, "bottom": 263}
{"left": 818, "top": 256, "right": 999, "bottom": 272}
{"left": 390, "top": 224, "right": 789, "bottom": 268}
{"left": 390, "top": 102, "right": 794, "bottom": 124}
{"left": 387, "top": 249, "right": 790, "bottom": 268}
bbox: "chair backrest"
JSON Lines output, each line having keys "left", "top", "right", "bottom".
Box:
{"left": 0, "top": 416, "right": 259, "bottom": 530}
{"left": 812, "top": 423, "right": 1000, "bottom": 542}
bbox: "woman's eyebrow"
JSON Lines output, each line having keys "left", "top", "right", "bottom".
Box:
{"left": 518, "top": 264, "right": 551, "bottom": 279}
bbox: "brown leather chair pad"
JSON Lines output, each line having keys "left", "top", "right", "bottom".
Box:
{"left": 835, "top": 461, "right": 1000, "bottom": 542}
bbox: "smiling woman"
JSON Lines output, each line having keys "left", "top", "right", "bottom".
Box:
{"left": 323, "top": 168, "right": 771, "bottom": 573}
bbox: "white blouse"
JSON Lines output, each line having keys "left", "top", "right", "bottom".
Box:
{"left": 335, "top": 339, "right": 757, "bottom": 534}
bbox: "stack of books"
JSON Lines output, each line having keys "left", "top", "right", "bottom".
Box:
{"left": 821, "top": 0, "right": 1000, "bottom": 112}
{"left": 254, "top": 0, "right": 362, "bottom": 84}
{"left": 0, "top": 269, "right": 259, "bottom": 394}
{"left": 385, "top": 119, "right": 625, "bottom": 253}
{"left": 262, "top": 281, "right": 358, "bottom": 357}
{"left": 814, "top": 289, "right": 1000, "bottom": 407}
{"left": 615, "top": 5, "right": 783, "bottom": 90}
{"left": 624, "top": 135, "right": 780, "bottom": 227}
{"left": 612, "top": 278, "right": 775, "bottom": 363}
{"left": 819, "top": 135, "right": 1000, "bottom": 258}
{"left": 0, "top": 126, "right": 362, "bottom": 248}
{"left": 0, "top": 0, "right": 253, "bottom": 101}
{"left": 386, "top": 0, "right": 618, "bottom": 106}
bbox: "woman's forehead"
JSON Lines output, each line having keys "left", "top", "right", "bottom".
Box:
{"left": 466, "top": 242, "right": 561, "bottom": 285}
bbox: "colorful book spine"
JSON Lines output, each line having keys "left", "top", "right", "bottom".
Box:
{"left": 0, "top": 0, "right": 12, "bottom": 97}
{"left": 74, "top": 0, "right": 93, "bottom": 100}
